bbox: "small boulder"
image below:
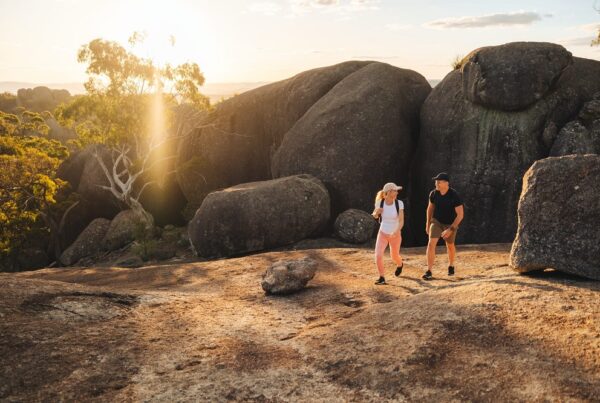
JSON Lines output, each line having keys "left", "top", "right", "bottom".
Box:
{"left": 550, "top": 121, "right": 596, "bottom": 156}
{"left": 60, "top": 218, "right": 111, "bottom": 266}
{"left": 578, "top": 96, "right": 600, "bottom": 125}
{"left": 103, "top": 210, "right": 151, "bottom": 251}
{"left": 510, "top": 155, "right": 600, "bottom": 280}
{"left": 261, "top": 258, "right": 318, "bottom": 295}
{"left": 334, "top": 209, "right": 377, "bottom": 244}
{"left": 113, "top": 254, "right": 144, "bottom": 268}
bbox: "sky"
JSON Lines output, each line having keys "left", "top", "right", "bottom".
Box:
{"left": 0, "top": 0, "right": 599, "bottom": 84}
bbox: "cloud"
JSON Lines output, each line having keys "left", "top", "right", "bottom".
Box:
{"left": 248, "top": 2, "right": 283, "bottom": 16}
{"left": 578, "top": 23, "right": 600, "bottom": 33}
{"left": 558, "top": 23, "right": 599, "bottom": 47}
{"left": 425, "top": 11, "right": 548, "bottom": 29}
{"left": 289, "top": 0, "right": 378, "bottom": 15}
{"left": 291, "top": 0, "right": 339, "bottom": 9}
{"left": 558, "top": 36, "right": 597, "bottom": 47}
{"left": 347, "top": 0, "right": 380, "bottom": 11}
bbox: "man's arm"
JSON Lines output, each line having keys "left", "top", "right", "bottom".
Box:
{"left": 425, "top": 201, "right": 434, "bottom": 234}
{"left": 441, "top": 205, "right": 463, "bottom": 240}
{"left": 450, "top": 205, "right": 464, "bottom": 230}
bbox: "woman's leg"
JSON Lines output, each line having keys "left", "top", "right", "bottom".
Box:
{"left": 374, "top": 231, "right": 390, "bottom": 276}
{"left": 389, "top": 232, "right": 403, "bottom": 266}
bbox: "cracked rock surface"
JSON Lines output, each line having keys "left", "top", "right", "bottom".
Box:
{"left": 1, "top": 243, "right": 599, "bottom": 401}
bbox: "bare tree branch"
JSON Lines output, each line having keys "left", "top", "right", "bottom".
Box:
{"left": 135, "top": 180, "right": 156, "bottom": 202}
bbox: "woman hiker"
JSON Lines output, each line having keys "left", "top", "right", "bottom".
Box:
{"left": 371, "top": 182, "right": 405, "bottom": 285}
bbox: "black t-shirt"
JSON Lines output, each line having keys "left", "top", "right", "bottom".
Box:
{"left": 429, "top": 188, "right": 463, "bottom": 225}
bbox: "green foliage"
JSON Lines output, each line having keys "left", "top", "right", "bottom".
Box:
{"left": 56, "top": 93, "right": 172, "bottom": 149}
{"left": 59, "top": 34, "right": 209, "bottom": 152}
{"left": 0, "top": 132, "right": 69, "bottom": 256}
{"left": 0, "top": 107, "right": 69, "bottom": 260}
{"left": 78, "top": 38, "right": 154, "bottom": 97}
{"left": 76, "top": 35, "right": 209, "bottom": 108}
{"left": 131, "top": 220, "right": 158, "bottom": 261}
{"left": 0, "top": 110, "right": 50, "bottom": 137}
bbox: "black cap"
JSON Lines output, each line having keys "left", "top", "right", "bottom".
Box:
{"left": 432, "top": 172, "right": 450, "bottom": 181}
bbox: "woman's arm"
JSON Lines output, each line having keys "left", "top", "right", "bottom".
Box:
{"left": 398, "top": 209, "right": 404, "bottom": 231}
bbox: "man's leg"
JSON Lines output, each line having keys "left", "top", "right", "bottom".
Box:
{"left": 426, "top": 238, "right": 438, "bottom": 271}
{"left": 424, "top": 220, "right": 442, "bottom": 279}
{"left": 423, "top": 239, "right": 437, "bottom": 280}
{"left": 446, "top": 242, "right": 456, "bottom": 266}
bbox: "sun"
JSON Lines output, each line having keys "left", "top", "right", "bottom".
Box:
{"left": 119, "top": 1, "right": 188, "bottom": 65}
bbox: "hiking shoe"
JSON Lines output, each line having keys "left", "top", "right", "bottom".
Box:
{"left": 422, "top": 270, "right": 432, "bottom": 280}
{"left": 394, "top": 264, "right": 403, "bottom": 277}
{"left": 448, "top": 266, "right": 455, "bottom": 276}
{"left": 374, "top": 277, "right": 387, "bottom": 285}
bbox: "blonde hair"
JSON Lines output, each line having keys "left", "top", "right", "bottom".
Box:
{"left": 375, "top": 190, "right": 385, "bottom": 203}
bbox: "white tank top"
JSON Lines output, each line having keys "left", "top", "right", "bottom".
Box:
{"left": 376, "top": 200, "right": 404, "bottom": 235}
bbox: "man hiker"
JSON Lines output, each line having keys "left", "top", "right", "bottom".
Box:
{"left": 423, "top": 172, "right": 464, "bottom": 280}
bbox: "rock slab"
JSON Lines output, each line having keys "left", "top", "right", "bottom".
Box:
{"left": 510, "top": 155, "right": 600, "bottom": 280}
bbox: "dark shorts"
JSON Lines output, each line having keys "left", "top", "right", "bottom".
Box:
{"left": 429, "top": 218, "right": 457, "bottom": 244}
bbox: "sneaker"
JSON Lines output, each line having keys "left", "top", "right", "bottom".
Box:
{"left": 448, "top": 266, "right": 455, "bottom": 276}
{"left": 394, "top": 264, "right": 403, "bottom": 277}
{"left": 374, "top": 277, "right": 387, "bottom": 285}
{"left": 422, "top": 270, "right": 432, "bottom": 280}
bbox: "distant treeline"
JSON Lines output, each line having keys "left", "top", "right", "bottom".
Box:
{"left": 0, "top": 87, "right": 72, "bottom": 114}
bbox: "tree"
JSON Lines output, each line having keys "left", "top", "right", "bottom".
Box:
{"left": 57, "top": 34, "right": 209, "bottom": 230}
{"left": 0, "top": 116, "right": 73, "bottom": 263}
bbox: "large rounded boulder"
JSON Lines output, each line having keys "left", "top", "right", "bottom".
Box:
{"left": 461, "top": 42, "right": 572, "bottom": 111}
{"left": 272, "top": 62, "right": 431, "bottom": 216}
{"left": 188, "top": 175, "right": 330, "bottom": 258}
{"left": 510, "top": 155, "right": 600, "bottom": 280}
{"left": 177, "top": 61, "right": 404, "bottom": 218}
{"left": 411, "top": 42, "right": 600, "bottom": 246}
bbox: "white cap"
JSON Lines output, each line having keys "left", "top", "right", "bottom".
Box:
{"left": 382, "top": 182, "right": 402, "bottom": 192}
